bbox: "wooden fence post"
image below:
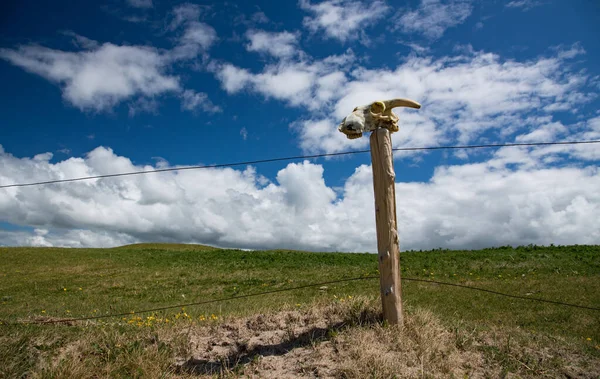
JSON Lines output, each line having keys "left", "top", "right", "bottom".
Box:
{"left": 370, "top": 128, "right": 403, "bottom": 325}
{"left": 338, "top": 98, "right": 420, "bottom": 325}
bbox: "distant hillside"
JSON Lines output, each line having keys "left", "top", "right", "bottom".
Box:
{"left": 116, "top": 242, "right": 220, "bottom": 251}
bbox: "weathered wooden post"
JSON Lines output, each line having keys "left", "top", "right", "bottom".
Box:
{"left": 338, "top": 98, "right": 421, "bottom": 325}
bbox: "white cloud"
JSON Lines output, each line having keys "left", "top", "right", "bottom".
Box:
{"left": 395, "top": 161, "right": 600, "bottom": 250}
{"left": 246, "top": 30, "right": 300, "bottom": 58}
{"left": 169, "top": 21, "right": 217, "bottom": 60}
{"left": 180, "top": 90, "right": 222, "bottom": 113}
{"left": 217, "top": 64, "right": 252, "bottom": 93}
{"left": 214, "top": 50, "right": 355, "bottom": 109}
{"left": 0, "top": 4, "right": 218, "bottom": 113}
{"left": 61, "top": 31, "right": 99, "bottom": 49}
{"left": 215, "top": 44, "right": 593, "bottom": 156}
{"left": 1, "top": 145, "right": 599, "bottom": 251}
{"left": 253, "top": 65, "right": 316, "bottom": 102}
{"left": 553, "top": 42, "right": 586, "bottom": 60}
{"left": 240, "top": 127, "right": 248, "bottom": 140}
{"left": 505, "top": 0, "right": 546, "bottom": 11}
{"left": 168, "top": 3, "right": 202, "bottom": 30}
{"left": 515, "top": 121, "right": 568, "bottom": 143}
{"left": 251, "top": 12, "right": 270, "bottom": 23}
{"left": 511, "top": 116, "right": 600, "bottom": 162}
{"left": 0, "top": 44, "right": 180, "bottom": 111}
{"left": 395, "top": 0, "right": 473, "bottom": 39}
{"left": 167, "top": 3, "right": 217, "bottom": 60}
{"left": 0, "top": 228, "right": 137, "bottom": 248}
{"left": 126, "top": 0, "right": 153, "bottom": 8}
{"left": 299, "top": 0, "right": 388, "bottom": 42}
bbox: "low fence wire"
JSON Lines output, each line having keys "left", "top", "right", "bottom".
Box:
{"left": 4, "top": 275, "right": 598, "bottom": 326}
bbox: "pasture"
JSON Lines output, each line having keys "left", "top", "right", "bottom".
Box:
{"left": 1, "top": 244, "right": 599, "bottom": 377}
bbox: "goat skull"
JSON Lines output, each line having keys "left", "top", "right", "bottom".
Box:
{"left": 338, "top": 98, "right": 421, "bottom": 139}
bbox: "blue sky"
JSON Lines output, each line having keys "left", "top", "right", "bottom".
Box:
{"left": 0, "top": 0, "right": 599, "bottom": 251}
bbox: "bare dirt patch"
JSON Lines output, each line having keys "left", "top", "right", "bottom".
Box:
{"left": 175, "top": 298, "right": 484, "bottom": 378}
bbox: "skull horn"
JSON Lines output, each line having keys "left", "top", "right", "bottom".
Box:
{"left": 383, "top": 98, "right": 421, "bottom": 110}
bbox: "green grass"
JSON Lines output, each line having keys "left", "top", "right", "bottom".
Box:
{"left": 1, "top": 244, "right": 599, "bottom": 377}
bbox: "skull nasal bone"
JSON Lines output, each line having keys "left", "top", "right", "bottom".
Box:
{"left": 345, "top": 121, "right": 360, "bottom": 131}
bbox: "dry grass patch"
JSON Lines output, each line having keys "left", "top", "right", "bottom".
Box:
{"left": 5, "top": 297, "right": 599, "bottom": 378}
{"left": 333, "top": 309, "right": 488, "bottom": 378}
{"left": 174, "top": 298, "right": 599, "bottom": 378}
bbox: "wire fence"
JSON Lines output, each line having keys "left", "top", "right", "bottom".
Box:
{"left": 1, "top": 139, "right": 599, "bottom": 326}
{"left": 5, "top": 274, "right": 597, "bottom": 326}
{"left": 1, "top": 140, "right": 599, "bottom": 189}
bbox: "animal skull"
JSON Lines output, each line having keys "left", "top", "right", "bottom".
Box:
{"left": 338, "top": 98, "right": 421, "bottom": 139}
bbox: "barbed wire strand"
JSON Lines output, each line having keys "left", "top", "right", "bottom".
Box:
{"left": 7, "top": 274, "right": 599, "bottom": 326}
{"left": 1, "top": 140, "right": 599, "bottom": 189}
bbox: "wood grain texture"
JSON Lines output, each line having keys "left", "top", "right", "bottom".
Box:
{"left": 370, "top": 128, "right": 403, "bottom": 325}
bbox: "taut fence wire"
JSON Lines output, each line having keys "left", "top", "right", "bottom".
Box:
{"left": 1, "top": 140, "right": 599, "bottom": 189}
{"left": 5, "top": 275, "right": 598, "bottom": 326}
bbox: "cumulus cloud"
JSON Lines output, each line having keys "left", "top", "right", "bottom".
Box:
{"left": 246, "top": 30, "right": 300, "bottom": 58}
{"left": 0, "top": 3, "right": 217, "bottom": 113}
{"left": 299, "top": 0, "right": 388, "bottom": 42}
{"left": 1, "top": 144, "right": 599, "bottom": 251}
{"left": 395, "top": 0, "right": 473, "bottom": 39}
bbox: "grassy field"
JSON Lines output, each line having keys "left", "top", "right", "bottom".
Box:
{"left": 1, "top": 244, "right": 599, "bottom": 377}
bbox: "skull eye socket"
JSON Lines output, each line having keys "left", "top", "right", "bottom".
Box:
{"left": 370, "top": 101, "right": 385, "bottom": 114}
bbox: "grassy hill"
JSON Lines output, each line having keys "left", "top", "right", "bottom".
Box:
{"left": 1, "top": 244, "right": 599, "bottom": 377}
